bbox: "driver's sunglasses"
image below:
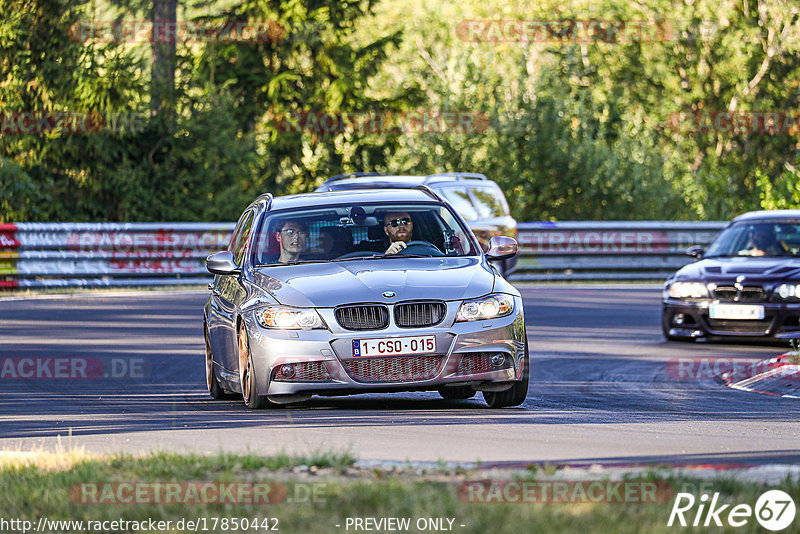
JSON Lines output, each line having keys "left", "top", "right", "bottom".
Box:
{"left": 385, "top": 217, "right": 412, "bottom": 228}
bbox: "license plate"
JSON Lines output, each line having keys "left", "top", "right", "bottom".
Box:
{"left": 352, "top": 335, "right": 436, "bottom": 357}
{"left": 709, "top": 304, "right": 765, "bottom": 320}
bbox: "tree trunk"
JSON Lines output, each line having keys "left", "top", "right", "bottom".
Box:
{"left": 150, "top": 0, "right": 177, "bottom": 116}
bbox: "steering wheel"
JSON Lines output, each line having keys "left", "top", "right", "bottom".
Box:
{"left": 400, "top": 241, "right": 445, "bottom": 257}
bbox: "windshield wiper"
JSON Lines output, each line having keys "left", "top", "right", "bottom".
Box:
{"left": 259, "top": 259, "right": 328, "bottom": 266}
{"left": 371, "top": 253, "right": 431, "bottom": 259}
{"left": 329, "top": 253, "right": 433, "bottom": 262}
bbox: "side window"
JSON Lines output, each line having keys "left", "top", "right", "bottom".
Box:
{"left": 231, "top": 211, "right": 255, "bottom": 266}
{"left": 469, "top": 185, "right": 508, "bottom": 218}
{"left": 228, "top": 211, "right": 249, "bottom": 252}
{"left": 437, "top": 207, "right": 473, "bottom": 255}
{"left": 437, "top": 186, "right": 479, "bottom": 221}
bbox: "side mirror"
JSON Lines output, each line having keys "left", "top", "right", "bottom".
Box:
{"left": 486, "top": 236, "right": 518, "bottom": 261}
{"left": 686, "top": 245, "right": 705, "bottom": 260}
{"left": 206, "top": 251, "right": 241, "bottom": 275}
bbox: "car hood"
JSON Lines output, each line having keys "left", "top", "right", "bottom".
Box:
{"left": 674, "top": 256, "right": 800, "bottom": 281}
{"left": 251, "top": 257, "right": 495, "bottom": 307}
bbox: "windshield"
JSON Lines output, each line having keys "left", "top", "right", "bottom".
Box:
{"left": 252, "top": 202, "right": 479, "bottom": 266}
{"left": 705, "top": 221, "right": 800, "bottom": 257}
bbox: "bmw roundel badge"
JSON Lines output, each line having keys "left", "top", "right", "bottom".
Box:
{"left": 382, "top": 291, "right": 396, "bottom": 298}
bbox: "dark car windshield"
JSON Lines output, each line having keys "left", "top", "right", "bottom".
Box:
{"left": 705, "top": 221, "right": 800, "bottom": 257}
{"left": 252, "top": 202, "right": 478, "bottom": 266}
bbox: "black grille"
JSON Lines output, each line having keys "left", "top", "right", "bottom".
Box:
{"left": 711, "top": 285, "right": 766, "bottom": 302}
{"left": 343, "top": 355, "right": 444, "bottom": 383}
{"left": 707, "top": 318, "right": 772, "bottom": 334}
{"left": 394, "top": 301, "right": 446, "bottom": 327}
{"left": 335, "top": 305, "right": 388, "bottom": 330}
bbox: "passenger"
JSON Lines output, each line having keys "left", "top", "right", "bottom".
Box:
{"left": 275, "top": 220, "right": 309, "bottom": 263}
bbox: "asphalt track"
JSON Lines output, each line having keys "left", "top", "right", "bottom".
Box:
{"left": 0, "top": 286, "right": 798, "bottom": 466}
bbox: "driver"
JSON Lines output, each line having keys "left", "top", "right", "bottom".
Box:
{"left": 383, "top": 211, "right": 414, "bottom": 255}
{"left": 742, "top": 225, "right": 785, "bottom": 256}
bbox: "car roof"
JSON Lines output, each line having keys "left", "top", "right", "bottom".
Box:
{"left": 733, "top": 210, "right": 800, "bottom": 223}
{"left": 266, "top": 188, "right": 441, "bottom": 211}
{"left": 315, "top": 172, "right": 491, "bottom": 191}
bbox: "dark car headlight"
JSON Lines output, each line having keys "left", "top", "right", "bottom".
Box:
{"left": 667, "top": 282, "right": 709, "bottom": 299}
{"left": 255, "top": 306, "right": 326, "bottom": 330}
{"left": 775, "top": 283, "right": 800, "bottom": 300}
{"left": 456, "top": 294, "right": 514, "bottom": 322}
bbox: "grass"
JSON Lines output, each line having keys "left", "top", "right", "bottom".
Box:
{"left": 1, "top": 451, "right": 798, "bottom": 533}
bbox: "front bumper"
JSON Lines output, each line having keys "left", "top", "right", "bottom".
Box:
{"left": 662, "top": 299, "right": 800, "bottom": 339}
{"left": 241, "top": 297, "right": 526, "bottom": 398}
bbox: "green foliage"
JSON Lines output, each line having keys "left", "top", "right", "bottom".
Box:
{"left": 3, "top": 0, "right": 800, "bottom": 222}
{"left": 0, "top": 0, "right": 418, "bottom": 221}
{"left": 0, "top": 158, "right": 39, "bottom": 222}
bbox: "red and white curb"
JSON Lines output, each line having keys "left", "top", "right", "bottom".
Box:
{"left": 717, "top": 353, "right": 800, "bottom": 398}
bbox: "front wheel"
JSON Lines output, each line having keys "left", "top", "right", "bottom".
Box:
{"left": 205, "top": 327, "right": 237, "bottom": 400}
{"left": 238, "top": 322, "right": 269, "bottom": 409}
{"left": 483, "top": 345, "right": 529, "bottom": 408}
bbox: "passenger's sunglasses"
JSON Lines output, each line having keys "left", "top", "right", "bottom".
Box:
{"left": 385, "top": 217, "right": 412, "bottom": 228}
{"left": 281, "top": 228, "right": 308, "bottom": 238}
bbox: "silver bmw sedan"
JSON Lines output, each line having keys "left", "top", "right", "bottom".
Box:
{"left": 203, "top": 186, "right": 528, "bottom": 409}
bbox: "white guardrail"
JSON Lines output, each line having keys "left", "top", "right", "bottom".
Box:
{"left": 0, "top": 221, "right": 727, "bottom": 288}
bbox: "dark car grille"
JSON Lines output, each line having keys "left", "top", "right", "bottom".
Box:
{"left": 711, "top": 285, "right": 766, "bottom": 302}
{"left": 394, "top": 301, "right": 447, "bottom": 328}
{"left": 707, "top": 318, "right": 773, "bottom": 334}
{"left": 343, "top": 355, "right": 444, "bottom": 383}
{"left": 335, "top": 305, "right": 389, "bottom": 330}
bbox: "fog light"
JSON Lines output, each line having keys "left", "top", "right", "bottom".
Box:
{"left": 280, "top": 364, "right": 296, "bottom": 379}
{"left": 673, "top": 313, "right": 686, "bottom": 325}
{"left": 489, "top": 353, "right": 506, "bottom": 367}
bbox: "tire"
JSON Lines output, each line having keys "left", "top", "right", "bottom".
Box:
{"left": 238, "top": 322, "right": 269, "bottom": 409}
{"left": 483, "top": 343, "right": 529, "bottom": 408}
{"left": 205, "top": 326, "right": 237, "bottom": 400}
{"left": 438, "top": 386, "right": 476, "bottom": 400}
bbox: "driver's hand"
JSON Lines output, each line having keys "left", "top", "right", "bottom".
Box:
{"left": 385, "top": 241, "right": 407, "bottom": 255}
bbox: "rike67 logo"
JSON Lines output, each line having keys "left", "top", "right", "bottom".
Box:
{"left": 669, "top": 490, "right": 796, "bottom": 531}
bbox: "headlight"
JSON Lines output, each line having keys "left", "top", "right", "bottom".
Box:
{"left": 456, "top": 294, "right": 514, "bottom": 322}
{"left": 668, "top": 282, "right": 709, "bottom": 299}
{"left": 255, "top": 306, "right": 326, "bottom": 330}
{"left": 775, "top": 283, "right": 800, "bottom": 300}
